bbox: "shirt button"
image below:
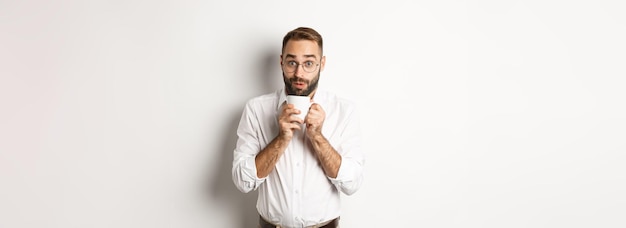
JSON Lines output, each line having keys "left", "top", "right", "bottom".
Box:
{"left": 295, "top": 190, "right": 299, "bottom": 194}
{"left": 296, "top": 162, "right": 300, "bottom": 167}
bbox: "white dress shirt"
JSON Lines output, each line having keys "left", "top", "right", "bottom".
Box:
{"left": 232, "top": 88, "right": 365, "bottom": 228}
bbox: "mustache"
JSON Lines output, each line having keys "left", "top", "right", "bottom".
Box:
{"left": 290, "top": 78, "right": 308, "bottom": 83}
{"left": 282, "top": 72, "right": 320, "bottom": 96}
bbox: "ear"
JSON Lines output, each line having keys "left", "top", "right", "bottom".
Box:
{"left": 320, "top": 55, "right": 326, "bottom": 72}
{"left": 279, "top": 54, "right": 283, "bottom": 66}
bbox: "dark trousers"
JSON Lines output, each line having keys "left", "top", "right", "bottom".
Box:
{"left": 259, "top": 215, "right": 339, "bottom": 228}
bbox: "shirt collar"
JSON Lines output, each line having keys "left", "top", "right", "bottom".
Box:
{"left": 277, "top": 88, "right": 288, "bottom": 111}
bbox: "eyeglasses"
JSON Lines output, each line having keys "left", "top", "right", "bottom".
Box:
{"left": 282, "top": 60, "right": 319, "bottom": 73}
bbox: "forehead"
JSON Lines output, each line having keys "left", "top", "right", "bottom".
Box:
{"left": 283, "top": 39, "right": 321, "bottom": 58}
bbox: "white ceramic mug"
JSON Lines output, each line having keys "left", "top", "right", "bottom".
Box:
{"left": 286, "top": 95, "right": 311, "bottom": 120}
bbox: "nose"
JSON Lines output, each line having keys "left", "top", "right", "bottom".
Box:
{"left": 294, "top": 64, "right": 305, "bottom": 76}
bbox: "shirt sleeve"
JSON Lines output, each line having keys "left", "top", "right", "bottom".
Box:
{"left": 328, "top": 105, "right": 365, "bottom": 195}
{"left": 232, "top": 101, "right": 267, "bottom": 193}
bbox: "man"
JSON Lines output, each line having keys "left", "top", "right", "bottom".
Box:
{"left": 232, "top": 27, "right": 365, "bottom": 228}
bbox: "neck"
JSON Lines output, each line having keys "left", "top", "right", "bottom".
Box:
{"left": 308, "top": 89, "right": 317, "bottom": 99}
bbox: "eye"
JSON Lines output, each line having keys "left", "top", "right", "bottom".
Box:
{"left": 287, "top": 61, "right": 298, "bottom": 66}
{"left": 304, "top": 61, "right": 314, "bottom": 67}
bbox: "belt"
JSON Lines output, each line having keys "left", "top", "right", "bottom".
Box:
{"left": 259, "top": 215, "right": 340, "bottom": 228}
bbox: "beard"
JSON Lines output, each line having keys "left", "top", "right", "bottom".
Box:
{"left": 283, "top": 71, "right": 320, "bottom": 96}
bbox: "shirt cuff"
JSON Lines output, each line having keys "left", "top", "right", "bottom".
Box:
{"left": 243, "top": 156, "right": 267, "bottom": 189}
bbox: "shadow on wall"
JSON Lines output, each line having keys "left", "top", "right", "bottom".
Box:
{"left": 207, "top": 48, "right": 280, "bottom": 228}
{"left": 208, "top": 112, "right": 259, "bottom": 228}
{"left": 258, "top": 46, "right": 283, "bottom": 94}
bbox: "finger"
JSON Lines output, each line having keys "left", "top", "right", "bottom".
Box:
{"left": 286, "top": 114, "right": 304, "bottom": 124}
{"left": 282, "top": 105, "right": 301, "bottom": 117}
{"left": 304, "top": 114, "right": 317, "bottom": 124}
{"left": 305, "top": 105, "right": 317, "bottom": 114}
{"left": 280, "top": 121, "right": 302, "bottom": 133}
{"left": 289, "top": 122, "right": 302, "bottom": 131}
{"left": 306, "top": 109, "right": 321, "bottom": 120}
{"left": 281, "top": 103, "right": 292, "bottom": 112}
{"left": 309, "top": 104, "right": 324, "bottom": 114}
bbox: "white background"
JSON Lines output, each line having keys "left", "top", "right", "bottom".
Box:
{"left": 1, "top": 0, "right": 625, "bottom": 227}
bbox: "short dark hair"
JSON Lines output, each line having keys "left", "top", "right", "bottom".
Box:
{"left": 282, "top": 27, "right": 323, "bottom": 54}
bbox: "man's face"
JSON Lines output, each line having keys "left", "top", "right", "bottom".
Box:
{"left": 281, "top": 39, "right": 325, "bottom": 96}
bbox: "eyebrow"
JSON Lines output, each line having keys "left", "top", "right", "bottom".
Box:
{"left": 285, "top": 54, "right": 318, "bottom": 59}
